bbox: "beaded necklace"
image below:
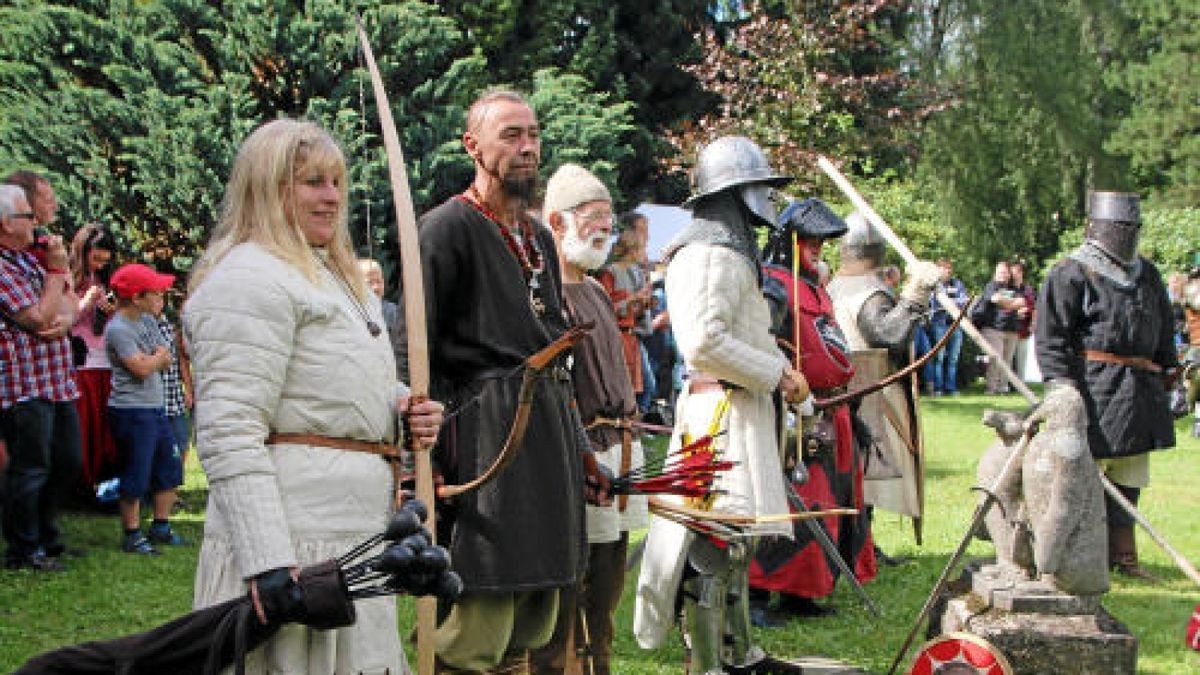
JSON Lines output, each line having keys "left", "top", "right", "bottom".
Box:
{"left": 457, "top": 187, "right": 546, "bottom": 316}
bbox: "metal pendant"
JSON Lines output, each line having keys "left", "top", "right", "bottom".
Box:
{"left": 529, "top": 272, "right": 545, "bottom": 316}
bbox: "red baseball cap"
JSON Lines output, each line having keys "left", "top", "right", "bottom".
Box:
{"left": 110, "top": 263, "right": 175, "bottom": 299}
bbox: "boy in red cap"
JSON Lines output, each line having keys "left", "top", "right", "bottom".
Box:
{"left": 104, "top": 263, "right": 185, "bottom": 554}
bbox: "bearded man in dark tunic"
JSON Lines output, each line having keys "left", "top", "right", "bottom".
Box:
{"left": 1035, "top": 190, "right": 1177, "bottom": 581}
{"left": 403, "top": 89, "right": 592, "bottom": 672}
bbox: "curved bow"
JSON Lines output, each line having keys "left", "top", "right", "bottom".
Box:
{"left": 354, "top": 17, "right": 437, "bottom": 674}
{"left": 437, "top": 324, "right": 590, "bottom": 499}
{"left": 808, "top": 293, "right": 974, "bottom": 411}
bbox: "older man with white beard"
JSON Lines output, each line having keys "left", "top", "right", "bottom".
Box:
{"left": 530, "top": 163, "right": 647, "bottom": 675}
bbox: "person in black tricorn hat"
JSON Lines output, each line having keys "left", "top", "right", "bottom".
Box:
{"left": 1035, "top": 190, "right": 1177, "bottom": 581}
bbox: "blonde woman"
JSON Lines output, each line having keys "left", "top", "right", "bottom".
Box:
{"left": 185, "top": 119, "right": 443, "bottom": 674}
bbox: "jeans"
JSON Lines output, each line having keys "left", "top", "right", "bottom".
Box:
{"left": 929, "top": 318, "right": 964, "bottom": 393}
{"left": 1, "top": 399, "right": 82, "bottom": 559}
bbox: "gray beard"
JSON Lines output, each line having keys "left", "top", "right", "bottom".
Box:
{"left": 563, "top": 229, "right": 610, "bottom": 271}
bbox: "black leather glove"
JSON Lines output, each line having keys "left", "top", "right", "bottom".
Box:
{"left": 252, "top": 567, "right": 305, "bottom": 625}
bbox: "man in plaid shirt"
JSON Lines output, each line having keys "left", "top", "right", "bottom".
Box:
{"left": 0, "top": 183, "right": 82, "bottom": 572}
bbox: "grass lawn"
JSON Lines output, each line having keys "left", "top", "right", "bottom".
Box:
{"left": 2, "top": 387, "right": 1198, "bottom": 673}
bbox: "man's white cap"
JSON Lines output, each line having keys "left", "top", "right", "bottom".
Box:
{"left": 543, "top": 163, "right": 611, "bottom": 222}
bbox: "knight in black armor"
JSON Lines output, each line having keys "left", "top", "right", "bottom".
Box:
{"left": 1035, "top": 190, "right": 1177, "bottom": 580}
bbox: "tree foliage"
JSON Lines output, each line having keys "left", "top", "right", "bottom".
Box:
{"left": 913, "top": 0, "right": 1198, "bottom": 278}
{"left": 0, "top": 0, "right": 640, "bottom": 274}
{"left": 436, "top": 0, "right": 719, "bottom": 204}
{"left": 1103, "top": 0, "right": 1200, "bottom": 206}
{"left": 668, "top": 0, "right": 935, "bottom": 197}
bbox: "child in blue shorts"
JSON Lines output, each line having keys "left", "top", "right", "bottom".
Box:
{"left": 104, "top": 263, "right": 185, "bottom": 555}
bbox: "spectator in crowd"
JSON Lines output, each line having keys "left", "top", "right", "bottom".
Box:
{"left": 645, "top": 267, "right": 681, "bottom": 414}
{"left": 5, "top": 172, "right": 73, "bottom": 331}
{"left": 925, "top": 258, "right": 969, "bottom": 395}
{"left": 1167, "top": 270, "right": 1189, "bottom": 349}
{"left": 5, "top": 170, "right": 59, "bottom": 230}
{"left": 975, "top": 261, "right": 1025, "bottom": 394}
{"left": 598, "top": 227, "right": 654, "bottom": 412}
{"left": 0, "top": 183, "right": 82, "bottom": 572}
{"left": 358, "top": 257, "right": 398, "bottom": 339}
{"left": 531, "top": 163, "right": 647, "bottom": 675}
{"left": 104, "top": 263, "right": 186, "bottom": 555}
{"left": 151, "top": 288, "right": 193, "bottom": 468}
{"left": 621, "top": 210, "right": 650, "bottom": 254}
{"left": 1010, "top": 261, "right": 1037, "bottom": 378}
{"left": 68, "top": 223, "right": 120, "bottom": 491}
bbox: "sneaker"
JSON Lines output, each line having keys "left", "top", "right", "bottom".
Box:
{"left": 121, "top": 531, "right": 160, "bottom": 555}
{"left": 147, "top": 523, "right": 188, "bottom": 546}
{"left": 5, "top": 551, "right": 67, "bottom": 572}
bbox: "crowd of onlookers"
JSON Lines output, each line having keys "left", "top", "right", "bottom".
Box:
{"left": 0, "top": 171, "right": 191, "bottom": 570}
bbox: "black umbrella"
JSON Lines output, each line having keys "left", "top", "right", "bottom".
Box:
{"left": 16, "top": 499, "right": 461, "bottom": 675}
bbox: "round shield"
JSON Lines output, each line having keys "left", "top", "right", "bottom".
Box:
{"left": 907, "top": 632, "right": 1014, "bottom": 675}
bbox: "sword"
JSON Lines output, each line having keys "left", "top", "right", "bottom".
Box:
{"left": 782, "top": 479, "right": 882, "bottom": 617}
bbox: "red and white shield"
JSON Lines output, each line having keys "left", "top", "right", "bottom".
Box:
{"left": 908, "top": 632, "right": 1014, "bottom": 675}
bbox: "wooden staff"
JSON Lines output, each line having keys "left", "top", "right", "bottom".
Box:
{"left": 815, "top": 155, "right": 1037, "bottom": 402}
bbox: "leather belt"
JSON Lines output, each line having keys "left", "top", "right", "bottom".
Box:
{"left": 1083, "top": 350, "right": 1163, "bottom": 374}
{"left": 265, "top": 432, "right": 401, "bottom": 461}
{"left": 687, "top": 373, "right": 743, "bottom": 394}
{"left": 584, "top": 416, "right": 635, "bottom": 512}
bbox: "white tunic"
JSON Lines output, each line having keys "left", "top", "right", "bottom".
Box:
{"left": 828, "top": 272, "right": 922, "bottom": 519}
{"left": 185, "top": 243, "right": 407, "bottom": 675}
{"left": 634, "top": 244, "right": 791, "bottom": 649}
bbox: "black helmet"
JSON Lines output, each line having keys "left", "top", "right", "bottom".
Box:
{"left": 1088, "top": 191, "right": 1140, "bottom": 225}
{"left": 777, "top": 198, "right": 848, "bottom": 240}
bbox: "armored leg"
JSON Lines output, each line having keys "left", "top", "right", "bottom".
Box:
{"left": 723, "top": 539, "right": 754, "bottom": 667}
{"left": 681, "top": 537, "right": 732, "bottom": 675}
{"left": 724, "top": 539, "right": 805, "bottom": 674}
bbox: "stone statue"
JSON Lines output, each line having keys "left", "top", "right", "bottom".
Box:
{"left": 977, "top": 384, "right": 1110, "bottom": 596}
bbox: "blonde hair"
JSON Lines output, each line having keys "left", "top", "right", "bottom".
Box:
{"left": 190, "top": 119, "right": 364, "bottom": 298}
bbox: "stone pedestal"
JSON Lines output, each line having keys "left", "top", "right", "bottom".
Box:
{"left": 931, "top": 561, "right": 1137, "bottom": 675}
